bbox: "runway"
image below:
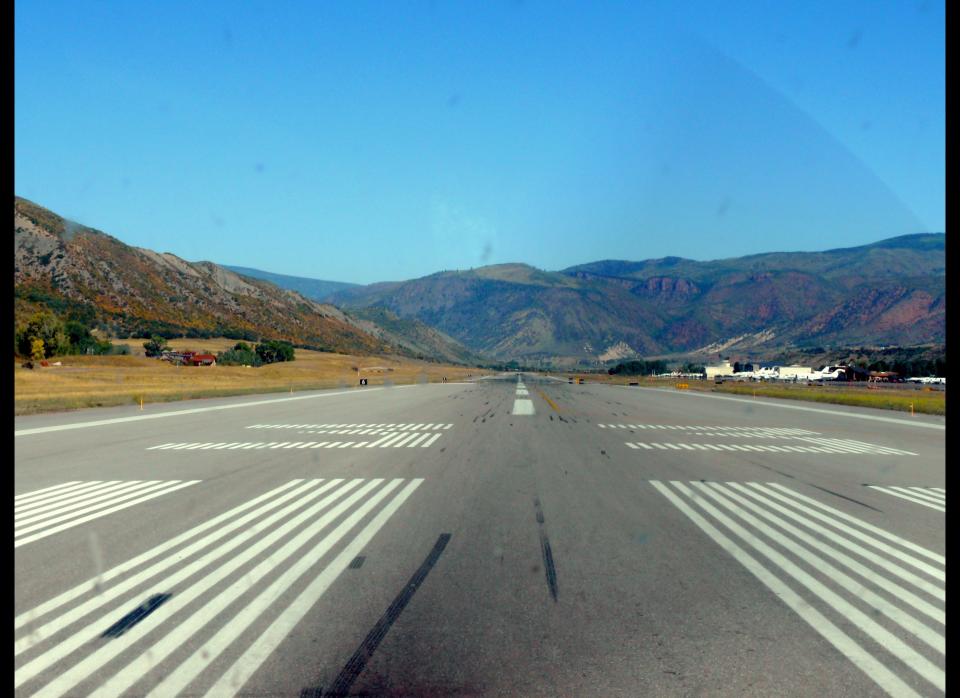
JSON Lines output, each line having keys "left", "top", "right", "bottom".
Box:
{"left": 14, "top": 375, "right": 945, "bottom": 696}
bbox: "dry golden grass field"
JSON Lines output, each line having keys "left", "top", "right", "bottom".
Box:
{"left": 15, "top": 338, "right": 488, "bottom": 415}
{"left": 562, "top": 373, "right": 946, "bottom": 416}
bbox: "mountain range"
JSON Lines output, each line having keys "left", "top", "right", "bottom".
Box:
{"left": 327, "top": 237, "right": 945, "bottom": 365}
{"left": 14, "top": 197, "right": 474, "bottom": 363}
{"left": 15, "top": 197, "right": 945, "bottom": 366}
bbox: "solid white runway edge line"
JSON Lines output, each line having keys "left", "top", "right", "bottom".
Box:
{"left": 618, "top": 385, "right": 945, "bottom": 430}
{"left": 15, "top": 388, "right": 386, "bottom": 436}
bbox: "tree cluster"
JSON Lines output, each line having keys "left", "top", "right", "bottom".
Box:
{"left": 608, "top": 359, "right": 669, "bottom": 376}
{"left": 255, "top": 339, "right": 295, "bottom": 364}
{"left": 216, "top": 340, "right": 295, "bottom": 366}
{"left": 217, "top": 342, "right": 262, "bottom": 367}
{"left": 16, "top": 311, "right": 127, "bottom": 358}
{"left": 865, "top": 358, "right": 946, "bottom": 378}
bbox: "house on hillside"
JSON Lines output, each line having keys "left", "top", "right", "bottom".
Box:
{"left": 188, "top": 354, "right": 217, "bottom": 366}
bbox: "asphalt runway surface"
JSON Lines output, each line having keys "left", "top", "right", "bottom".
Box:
{"left": 15, "top": 375, "right": 945, "bottom": 697}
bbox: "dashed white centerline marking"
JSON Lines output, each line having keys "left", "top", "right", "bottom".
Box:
{"left": 512, "top": 399, "right": 535, "bottom": 415}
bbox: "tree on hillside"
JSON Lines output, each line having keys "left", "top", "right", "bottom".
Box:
{"left": 143, "top": 336, "right": 170, "bottom": 357}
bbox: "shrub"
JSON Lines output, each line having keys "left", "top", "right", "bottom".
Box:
{"left": 218, "top": 346, "right": 262, "bottom": 367}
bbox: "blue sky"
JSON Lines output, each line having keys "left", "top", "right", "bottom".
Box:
{"left": 15, "top": 1, "right": 944, "bottom": 284}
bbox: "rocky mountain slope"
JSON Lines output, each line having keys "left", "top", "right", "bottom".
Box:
{"left": 16, "top": 196, "right": 943, "bottom": 366}
{"left": 329, "top": 236, "right": 945, "bottom": 363}
{"left": 15, "top": 197, "right": 397, "bottom": 357}
{"left": 221, "top": 265, "right": 357, "bottom": 302}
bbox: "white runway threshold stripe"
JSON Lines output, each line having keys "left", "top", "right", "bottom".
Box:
{"left": 625, "top": 439, "right": 916, "bottom": 455}
{"left": 146, "top": 433, "right": 444, "bottom": 451}
{"left": 599, "top": 424, "right": 818, "bottom": 436}
{"left": 867, "top": 486, "right": 945, "bottom": 512}
{"left": 652, "top": 480, "right": 945, "bottom": 697}
{"left": 14, "top": 477, "right": 423, "bottom": 698}
{"left": 246, "top": 423, "right": 453, "bottom": 432}
{"left": 14, "top": 481, "right": 200, "bottom": 548}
